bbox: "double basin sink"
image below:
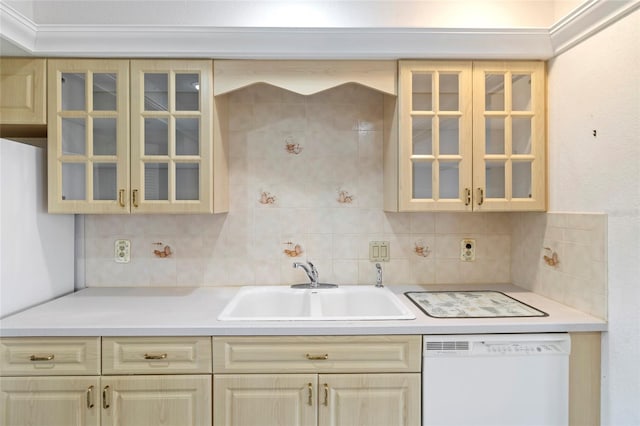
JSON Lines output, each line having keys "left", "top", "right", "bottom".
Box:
{"left": 218, "top": 285, "right": 416, "bottom": 321}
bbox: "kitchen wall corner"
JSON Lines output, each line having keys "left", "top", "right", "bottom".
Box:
{"left": 511, "top": 211, "right": 607, "bottom": 319}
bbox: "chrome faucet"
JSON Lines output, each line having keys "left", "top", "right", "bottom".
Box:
{"left": 293, "top": 261, "right": 319, "bottom": 288}
{"left": 375, "top": 263, "right": 383, "bottom": 287}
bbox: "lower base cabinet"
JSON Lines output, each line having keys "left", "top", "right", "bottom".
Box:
{"left": 213, "top": 373, "right": 420, "bottom": 426}
{"left": 0, "top": 375, "right": 211, "bottom": 426}
{"left": 0, "top": 333, "right": 602, "bottom": 426}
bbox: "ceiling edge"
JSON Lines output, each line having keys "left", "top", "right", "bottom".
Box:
{"left": 1, "top": 1, "right": 637, "bottom": 59}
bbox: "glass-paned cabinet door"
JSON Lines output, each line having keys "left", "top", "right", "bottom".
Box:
{"left": 398, "top": 61, "right": 473, "bottom": 211}
{"left": 472, "top": 61, "right": 546, "bottom": 211}
{"left": 47, "top": 60, "right": 129, "bottom": 213}
{"left": 130, "top": 60, "right": 213, "bottom": 213}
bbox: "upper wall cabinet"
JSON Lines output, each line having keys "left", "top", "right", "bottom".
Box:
{"left": 388, "top": 60, "right": 546, "bottom": 212}
{"left": 47, "top": 59, "right": 225, "bottom": 214}
{"left": 0, "top": 58, "right": 47, "bottom": 126}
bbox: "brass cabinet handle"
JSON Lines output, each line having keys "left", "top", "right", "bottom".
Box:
{"left": 132, "top": 189, "right": 139, "bottom": 208}
{"left": 477, "top": 187, "right": 484, "bottom": 206}
{"left": 103, "top": 386, "right": 110, "bottom": 409}
{"left": 323, "top": 383, "right": 329, "bottom": 406}
{"left": 307, "top": 383, "right": 313, "bottom": 406}
{"left": 144, "top": 353, "right": 168, "bottom": 360}
{"left": 464, "top": 188, "right": 471, "bottom": 206}
{"left": 305, "top": 353, "right": 328, "bottom": 360}
{"left": 118, "top": 189, "right": 126, "bottom": 207}
{"left": 30, "top": 354, "right": 55, "bottom": 361}
{"left": 87, "top": 385, "right": 94, "bottom": 408}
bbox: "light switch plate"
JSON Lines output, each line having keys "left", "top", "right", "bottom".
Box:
{"left": 115, "top": 239, "right": 130, "bottom": 263}
{"left": 369, "top": 241, "right": 390, "bottom": 262}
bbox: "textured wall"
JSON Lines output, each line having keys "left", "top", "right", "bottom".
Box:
{"left": 547, "top": 9, "right": 640, "bottom": 425}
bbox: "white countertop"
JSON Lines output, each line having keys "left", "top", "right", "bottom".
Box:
{"left": 0, "top": 284, "right": 606, "bottom": 337}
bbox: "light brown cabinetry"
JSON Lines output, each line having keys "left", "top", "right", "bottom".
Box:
{"left": 0, "top": 336, "right": 212, "bottom": 426}
{"left": 0, "top": 58, "right": 47, "bottom": 126}
{"left": 0, "top": 337, "right": 101, "bottom": 426}
{"left": 101, "top": 375, "right": 211, "bottom": 426}
{"left": 569, "top": 332, "right": 601, "bottom": 426}
{"left": 102, "top": 336, "right": 212, "bottom": 375}
{"left": 212, "top": 335, "right": 421, "bottom": 426}
{"left": 388, "top": 60, "right": 546, "bottom": 212}
{"left": 47, "top": 59, "right": 225, "bottom": 214}
{"left": 100, "top": 336, "right": 212, "bottom": 426}
{"left": 0, "top": 376, "right": 101, "bottom": 426}
{"left": 47, "top": 59, "right": 130, "bottom": 214}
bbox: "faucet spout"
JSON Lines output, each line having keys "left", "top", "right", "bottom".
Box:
{"left": 293, "top": 261, "right": 319, "bottom": 287}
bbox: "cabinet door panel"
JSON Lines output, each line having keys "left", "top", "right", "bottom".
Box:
{"left": 48, "top": 59, "right": 130, "bottom": 214}
{"left": 0, "top": 376, "right": 100, "bottom": 426}
{"left": 101, "top": 375, "right": 211, "bottom": 426}
{"left": 472, "top": 61, "right": 546, "bottom": 211}
{"left": 0, "top": 58, "right": 46, "bottom": 125}
{"left": 130, "top": 60, "right": 213, "bottom": 214}
{"left": 398, "top": 61, "right": 473, "bottom": 211}
{"left": 318, "top": 373, "right": 420, "bottom": 426}
{"left": 214, "top": 374, "right": 317, "bottom": 426}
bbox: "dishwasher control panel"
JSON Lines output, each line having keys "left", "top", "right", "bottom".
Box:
{"left": 486, "top": 343, "right": 564, "bottom": 354}
{"left": 424, "top": 334, "right": 571, "bottom": 357}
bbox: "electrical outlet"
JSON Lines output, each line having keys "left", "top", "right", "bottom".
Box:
{"left": 115, "top": 239, "right": 130, "bottom": 263}
{"left": 369, "top": 241, "right": 390, "bottom": 262}
{"left": 460, "top": 239, "right": 476, "bottom": 262}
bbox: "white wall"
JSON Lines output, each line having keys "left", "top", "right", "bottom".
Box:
{"left": 547, "top": 9, "right": 640, "bottom": 425}
{"left": 0, "top": 139, "right": 75, "bottom": 318}
{"left": 30, "top": 0, "right": 557, "bottom": 27}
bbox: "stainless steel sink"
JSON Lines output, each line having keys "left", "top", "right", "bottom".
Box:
{"left": 217, "top": 286, "right": 415, "bottom": 321}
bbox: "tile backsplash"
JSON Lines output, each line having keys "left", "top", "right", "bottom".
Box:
{"left": 511, "top": 212, "right": 607, "bottom": 319}
{"left": 83, "top": 84, "right": 512, "bottom": 288}
{"left": 82, "top": 84, "right": 607, "bottom": 320}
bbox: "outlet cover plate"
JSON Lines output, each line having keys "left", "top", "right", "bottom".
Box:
{"left": 115, "top": 239, "right": 131, "bottom": 263}
{"left": 460, "top": 239, "right": 476, "bottom": 261}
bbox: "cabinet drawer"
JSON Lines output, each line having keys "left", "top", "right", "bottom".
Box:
{"left": 212, "top": 335, "right": 421, "bottom": 373}
{"left": 0, "top": 337, "right": 100, "bottom": 376}
{"left": 102, "top": 336, "right": 212, "bottom": 374}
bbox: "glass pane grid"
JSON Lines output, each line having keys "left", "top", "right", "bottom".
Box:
{"left": 412, "top": 160, "right": 433, "bottom": 200}
{"left": 411, "top": 72, "right": 433, "bottom": 112}
{"left": 438, "top": 73, "right": 459, "bottom": 112}
{"left": 93, "top": 72, "right": 117, "bottom": 111}
{"left": 61, "top": 72, "right": 86, "bottom": 111}
{"left": 438, "top": 161, "right": 460, "bottom": 200}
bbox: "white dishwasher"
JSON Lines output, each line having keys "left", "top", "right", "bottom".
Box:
{"left": 423, "top": 333, "right": 570, "bottom": 426}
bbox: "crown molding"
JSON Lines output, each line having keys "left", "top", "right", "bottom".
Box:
{"left": 550, "top": 0, "right": 640, "bottom": 56}
{"left": 0, "top": 1, "right": 637, "bottom": 59}
{"left": 0, "top": 2, "right": 37, "bottom": 52}
{"left": 31, "top": 26, "right": 553, "bottom": 59}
